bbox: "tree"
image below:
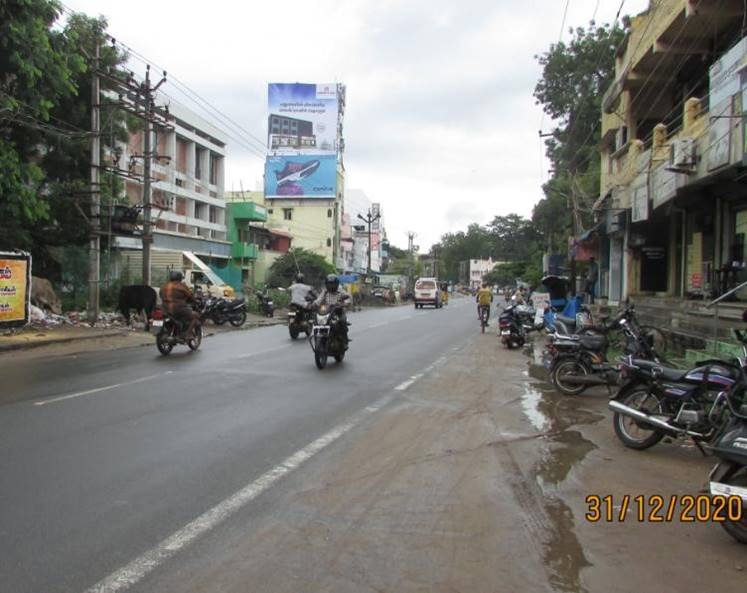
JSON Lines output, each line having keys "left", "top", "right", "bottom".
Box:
{"left": 267, "top": 248, "right": 336, "bottom": 289}
{"left": 533, "top": 21, "right": 624, "bottom": 250}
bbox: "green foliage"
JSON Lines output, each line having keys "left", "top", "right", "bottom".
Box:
{"left": 0, "top": 2, "right": 129, "bottom": 280}
{"left": 267, "top": 248, "right": 335, "bottom": 289}
{"left": 532, "top": 21, "right": 623, "bottom": 250}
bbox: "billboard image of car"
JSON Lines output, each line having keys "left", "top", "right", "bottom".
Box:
{"left": 267, "top": 83, "right": 339, "bottom": 155}
{"left": 265, "top": 155, "right": 337, "bottom": 198}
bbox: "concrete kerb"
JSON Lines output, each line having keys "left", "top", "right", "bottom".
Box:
{"left": 0, "top": 330, "right": 127, "bottom": 353}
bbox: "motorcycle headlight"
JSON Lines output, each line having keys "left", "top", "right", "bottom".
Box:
{"left": 319, "top": 304, "right": 329, "bottom": 315}
{"left": 317, "top": 314, "right": 330, "bottom": 324}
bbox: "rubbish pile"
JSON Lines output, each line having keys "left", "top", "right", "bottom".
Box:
{"left": 27, "top": 306, "right": 126, "bottom": 329}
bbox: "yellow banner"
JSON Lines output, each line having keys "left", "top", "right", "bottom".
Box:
{"left": 0, "top": 255, "right": 31, "bottom": 326}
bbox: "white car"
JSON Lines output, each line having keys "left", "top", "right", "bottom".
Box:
{"left": 414, "top": 277, "right": 442, "bottom": 309}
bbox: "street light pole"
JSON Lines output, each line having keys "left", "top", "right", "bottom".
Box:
{"left": 358, "top": 209, "right": 381, "bottom": 279}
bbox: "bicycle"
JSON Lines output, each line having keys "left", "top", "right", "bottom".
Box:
{"left": 479, "top": 304, "right": 490, "bottom": 333}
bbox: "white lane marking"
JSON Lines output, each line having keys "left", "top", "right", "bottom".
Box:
{"left": 394, "top": 373, "right": 423, "bottom": 391}
{"left": 366, "top": 321, "right": 389, "bottom": 329}
{"left": 83, "top": 391, "right": 396, "bottom": 593}
{"left": 235, "top": 344, "right": 292, "bottom": 359}
{"left": 33, "top": 372, "right": 173, "bottom": 407}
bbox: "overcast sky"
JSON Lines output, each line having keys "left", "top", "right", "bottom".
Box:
{"left": 66, "top": 0, "right": 649, "bottom": 250}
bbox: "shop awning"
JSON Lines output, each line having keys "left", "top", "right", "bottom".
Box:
{"left": 577, "top": 221, "right": 604, "bottom": 242}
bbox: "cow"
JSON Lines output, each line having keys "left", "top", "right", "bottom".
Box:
{"left": 118, "top": 285, "right": 157, "bottom": 330}
{"left": 31, "top": 277, "right": 62, "bottom": 314}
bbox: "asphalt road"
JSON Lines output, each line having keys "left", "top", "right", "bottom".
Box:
{"left": 0, "top": 298, "right": 475, "bottom": 593}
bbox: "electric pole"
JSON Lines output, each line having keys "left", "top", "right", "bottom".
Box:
{"left": 358, "top": 209, "right": 381, "bottom": 279}
{"left": 88, "top": 38, "right": 101, "bottom": 324}
{"left": 140, "top": 64, "right": 167, "bottom": 286}
{"left": 406, "top": 231, "right": 416, "bottom": 291}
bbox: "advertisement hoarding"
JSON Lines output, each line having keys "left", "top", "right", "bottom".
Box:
{"left": 267, "top": 83, "right": 339, "bottom": 154}
{"left": 265, "top": 155, "right": 337, "bottom": 199}
{"left": 0, "top": 251, "right": 32, "bottom": 328}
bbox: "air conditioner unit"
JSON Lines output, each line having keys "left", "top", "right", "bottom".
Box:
{"left": 669, "top": 138, "right": 695, "bottom": 170}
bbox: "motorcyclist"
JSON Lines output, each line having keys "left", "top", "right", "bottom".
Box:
{"left": 159, "top": 271, "right": 200, "bottom": 337}
{"left": 314, "top": 274, "right": 351, "bottom": 343}
{"left": 288, "top": 273, "right": 315, "bottom": 309}
{"left": 476, "top": 282, "right": 493, "bottom": 322}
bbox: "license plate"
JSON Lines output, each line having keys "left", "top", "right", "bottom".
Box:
{"left": 501, "top": 330, "right": 511, "bottom": 336}
{"left": 288, "top": 312, "right": 296, "bottom": 317}
{"left": 151, "top": 320, "right": 163, "bottom": 327}
{"left": 710, "top": 481, "right": 747, "bottom": 501}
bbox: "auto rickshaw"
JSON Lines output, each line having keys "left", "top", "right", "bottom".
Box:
{"left": 439, "top": 281, "right": 449, "bottom": 305}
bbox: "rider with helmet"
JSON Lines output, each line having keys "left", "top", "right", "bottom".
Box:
{"left": 313, "top": 274, "right": 351, "bottom": 342}
{"left": 289, "top": 272, "right": 314, "bottom": 308}
{"left": 159, "top": 271, "right": 200, "bottom": 337}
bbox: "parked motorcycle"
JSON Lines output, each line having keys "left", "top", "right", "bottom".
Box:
{"left": 309, "top": 297, "right": 349, "bottom": 369}
{"left": 256, "top": 290, "right": 275, "bottom": 318}
{"left": 707, "top": 386, "right": 747, "bottom": 543}
{"left": 199, "top": 296, "right": 247, "bottom": 327}
{"left": 498, "top": 303, "right": 542, "bottom": 348}
{"left": 546, "top": 305, "right": 661, "bottom": 395}
{"left": 151, "top": 306, "right": 203, "bottom": 356}
{"left": 608, "top": 334, "right": 746, "bottom": 450}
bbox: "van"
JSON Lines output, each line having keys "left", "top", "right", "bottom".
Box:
{"left": 414, "top": 277, "right": 442, "bottom": 309}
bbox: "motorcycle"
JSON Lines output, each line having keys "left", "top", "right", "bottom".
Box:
{"left": 707, "top": 388, "right": 747, "bottom": 543}
{"left": 151, "top": 306, "right": 203, "bottom": 356}
{"left": 608, "top": 334, "right": 746, "bottom": 451}
{"left": 256, "top": 290, "right": 275, "bottom": 317}
{"left": 309, "top": 297, "right": 350, "bottom": 369}
{"left": 498, "top": 303, "right": 543, "bottom": 348}
{"left": 199, "top": 296, "right": 247, "bottom": 327}
{"left": 288, "top": 292, "right": 316, "bottom": 340}
{"left": 546, "top": 305, "right": 661, "bottom": 395}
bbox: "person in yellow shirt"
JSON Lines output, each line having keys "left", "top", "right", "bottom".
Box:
{"left": 476, "top": 282, "right": 493, "bottom": 322}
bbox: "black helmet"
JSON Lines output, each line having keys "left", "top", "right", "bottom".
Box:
{"left": 295, "top": 272, "right": 305, "bottom": 283}
{"left": 169, "top": 270, "right": 183, "bottom": 282}
{"left": 325, "top": 274, "right": 339, "bottom": 293}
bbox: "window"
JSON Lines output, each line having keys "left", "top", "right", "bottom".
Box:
{"left": 283, "top": 208, "right": 293, "bottom": 221}
{"left": 327, "top": 237, "right": 332, "bottom": 247}
{"left": 268, "top": 208, "right": 274, "bottom": 214}
{"left": 327, "top": 209, "right": 332, "bottom": 218}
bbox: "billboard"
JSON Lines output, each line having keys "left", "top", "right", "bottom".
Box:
{"left": 0, "top": 251, "right": 32, "bottom": 328}
{"left": 265, "top": 155, "right": 337, "bottom": 198}
{"left": 267, "top": 83, "right": 339, "bottom": 154}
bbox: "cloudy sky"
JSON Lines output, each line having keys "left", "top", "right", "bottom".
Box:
{"left": 65, "top": 0, "right": 649, "bottom": 250}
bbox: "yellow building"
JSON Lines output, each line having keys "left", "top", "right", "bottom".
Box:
{"left": 596, "top": 0, "right": 746, "bottom": 308}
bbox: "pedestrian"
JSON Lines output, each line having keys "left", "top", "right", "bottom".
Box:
{"left": 586, "top": 257, "right": 599, "bottom": 304}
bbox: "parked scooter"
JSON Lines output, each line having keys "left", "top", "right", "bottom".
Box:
{"left": 498, "top": 303, "right": 543, "bottom": 348}
{"left": 256, "top": 289, "right": 275, "bottom": 317}
{"left": 707, "top": 382, "right": 747, "bottom": 543}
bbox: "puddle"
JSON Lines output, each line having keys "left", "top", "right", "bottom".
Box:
{"left": 520, "top": 384, "right": 550, "bottom": 432}
{"left": 543, "top": 497, "right": 592, "bottom": 593}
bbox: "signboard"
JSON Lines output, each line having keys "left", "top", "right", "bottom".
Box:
{"left": 708, "top": 97, "right": 733, "bottom": 171}
{"left": 710, "top": 37, "right": 747, "bottom": 108}
{"left": 371, "top": 202, "right": 381, "bottom": 231}
{"left": 267, "top": 83, "right": 339, "bottom": 155}
{"left": 264, "top": 154, "right": 337, "bottom": 198}
{"left": 652, "top": 164, "right": 686, "bottom": 209}
{"left": 632, "top": 181, "right": 649, "bottom": 222}
{"left": 0, "top": 251, "right": 32, "bottom": 328}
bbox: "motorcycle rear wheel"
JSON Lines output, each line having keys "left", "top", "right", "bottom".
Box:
{"left": 612, "top": 388, "right": 665, "bottom": 450}
{"left": 334, "top": 350, "right": 345, "bottom": 363}
{"left": 552, "top": 359, "right": 590, "bottom": 395}
{"left": 229, "top": 311, "right": 247, "bottom": 327}
{"left": 289, "top": 325, "right": 300, "bottom": 339}
{"left": 156, "top": 330, "right": 174, "bottom": 356}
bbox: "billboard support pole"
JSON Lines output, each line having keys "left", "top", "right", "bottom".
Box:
{"left": 88, "top": 38, "right": 100, "bottom": 324}
{"left": 358, "top": 209, "right": 380, "bottom": 280}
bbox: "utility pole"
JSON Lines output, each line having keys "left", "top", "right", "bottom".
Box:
{"left": 139, "top": 65, "right": 167, "bottom": 286}
{"left": 88, "top": 38, "right": 101, "bottom": 324}
{"left": 406, "top": 231, "right": 416, "bottom": 291}
{"left": 358, "top": 209, "right": 381, "bottom": 279}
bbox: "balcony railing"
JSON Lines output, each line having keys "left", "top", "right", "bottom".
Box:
{"left": 231, "top": 243, "right": 259, "bottom": 259}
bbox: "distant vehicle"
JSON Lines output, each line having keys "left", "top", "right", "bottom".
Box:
{"left": 372, "top": 285, "right": 395, "bottom": 303}
{"left": 183, "top": 269, "right": 234, "bottom": 299}
{"left": 414, "top": 277, "right": 442, "bottom": 309}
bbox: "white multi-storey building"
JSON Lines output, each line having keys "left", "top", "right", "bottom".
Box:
{"left": 113, "top": 100, "right": 230, "bottom": 282}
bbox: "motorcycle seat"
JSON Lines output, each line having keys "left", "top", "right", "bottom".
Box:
{"left": 631, "top": 359, "right": 687, "bottom": 381}
{"left": 579, "top": 334, "right": 607, "bottom": 350}
{"left": 231, "top": 298, "right": 245, "bottom": 306}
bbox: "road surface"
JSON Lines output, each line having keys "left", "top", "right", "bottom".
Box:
{"left": 1, "top": 297, "right": 744, "bottom": 593}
